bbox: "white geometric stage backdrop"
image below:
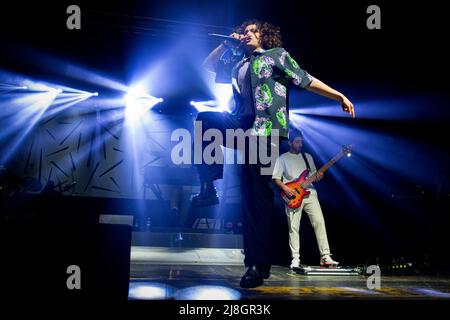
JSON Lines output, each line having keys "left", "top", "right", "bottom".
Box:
{"left": 8, "top": 108, "right": 242, "bottom": 204}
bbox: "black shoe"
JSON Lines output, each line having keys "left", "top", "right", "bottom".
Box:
{"left": 191, "top": 182, "right": 219, "bottom": 207}
{"left": 240, "top": 265, "right": 264, "bottom": 288}
{"left": 260, "top": 265, "right": 271, "bottom": 279}
{"left": 291, "top": 264, "right": 306, "bottom": 272}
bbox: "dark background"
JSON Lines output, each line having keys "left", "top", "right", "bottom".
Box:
{"left": 1, "top": 1, "right": 448, "bottom": 92}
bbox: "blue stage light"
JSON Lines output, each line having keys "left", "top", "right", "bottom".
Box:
{"left": 124, "top": 86, "right": 163, "bottom": 123}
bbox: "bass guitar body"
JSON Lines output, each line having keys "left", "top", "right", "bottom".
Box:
{"left": 280, "top": 169, "right": 310, "bottom": 209}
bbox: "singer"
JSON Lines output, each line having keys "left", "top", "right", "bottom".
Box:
{"left": 193, "top": 20, "right": 355, "bottom": 288}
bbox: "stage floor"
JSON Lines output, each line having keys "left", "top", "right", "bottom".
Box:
{"left": 129, "top": 246, "right": 450, "bottom": 300}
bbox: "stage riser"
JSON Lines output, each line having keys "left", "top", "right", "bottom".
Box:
{"left": 132, "top": 231, "right": 243, "bottom": 248}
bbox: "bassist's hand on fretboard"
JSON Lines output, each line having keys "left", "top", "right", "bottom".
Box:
{"left": 314, "top": 171, "right": 324, "bottom": 182}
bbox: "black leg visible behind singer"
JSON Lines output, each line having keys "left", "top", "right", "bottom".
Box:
{"left": 192, "top": 111, "right": 275, "bottom": 288}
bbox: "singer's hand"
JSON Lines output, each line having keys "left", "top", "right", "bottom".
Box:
{"left": 223, "top": 33, "right": 245, "bottom": 48}
{"left": 341, "top": 96, "right": 355, "bottom": 118}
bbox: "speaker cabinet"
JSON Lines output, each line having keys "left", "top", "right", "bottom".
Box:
{"left": 0, "top": 222, "right": 132, "bottom": 301}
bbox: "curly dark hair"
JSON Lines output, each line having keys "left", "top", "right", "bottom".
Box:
{"left": 234, "top": 19, "right": 282, "bottom": 49}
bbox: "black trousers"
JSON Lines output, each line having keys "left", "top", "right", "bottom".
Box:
{"left": 194, "top": 111, "right": 275, "bottom": 268}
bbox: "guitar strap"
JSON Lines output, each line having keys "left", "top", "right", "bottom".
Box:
{"left": 300, "top": 152, "right": 312, "bottom": 172}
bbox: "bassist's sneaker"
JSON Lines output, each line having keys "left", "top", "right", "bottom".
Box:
{"left": 290, "top": 259, "right": 301, "bottom": 270}
{"left": 320, "top": 255, "right": 339, "bottom": 267}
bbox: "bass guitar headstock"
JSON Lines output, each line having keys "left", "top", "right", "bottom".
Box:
{"left": 341, "top": 144, "right": 353, "bottom": 158}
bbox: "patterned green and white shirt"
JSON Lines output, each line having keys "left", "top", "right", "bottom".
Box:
{"left": 227, "top": 47, "right": 313, "bottom": 138}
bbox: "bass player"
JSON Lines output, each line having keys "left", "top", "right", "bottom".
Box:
{"left": 272, "top": 129, "right": 339, "bottom": 269}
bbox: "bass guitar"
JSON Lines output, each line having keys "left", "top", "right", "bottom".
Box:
{"left": 281, "top": 145, "right": 353, "bottom": 209}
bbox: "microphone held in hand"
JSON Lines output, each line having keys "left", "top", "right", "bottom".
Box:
{"left": 207, "top": 33, "right": 241, "bottom": 43}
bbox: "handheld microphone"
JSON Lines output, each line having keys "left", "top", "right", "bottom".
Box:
{"left": 208, "top": 33, "right": 241, "bottom": 42}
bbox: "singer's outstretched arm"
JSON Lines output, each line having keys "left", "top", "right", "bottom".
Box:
{"left": 306, "top": 78, "right": 355, "bottom": 118}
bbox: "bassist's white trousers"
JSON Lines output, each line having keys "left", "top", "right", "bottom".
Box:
{"left": 285, "top": 194, "right": 331, "bottom": 262}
